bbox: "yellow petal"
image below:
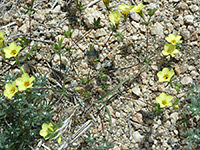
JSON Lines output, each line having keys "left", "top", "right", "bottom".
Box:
{"left": 57, "top": 136, "right": 62, "bottom": 144}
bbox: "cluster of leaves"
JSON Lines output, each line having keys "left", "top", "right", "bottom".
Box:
{"left": 0, "top": 73, "right": 53, "bottom": 149}
{"left": 80, "top": 133, "right": 114, "bottom": 150}
{"left": 182, "top": 82, "right": 200, "bottom": 148}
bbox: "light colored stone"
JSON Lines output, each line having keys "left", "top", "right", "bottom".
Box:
{"left": 112, "top": 145, "right": 120, "bottom": 150}
{"left": 181, "top": 76, "right": 193, "bottom": 85}
{"left": 116, "top": 112, "right": 120, "bottom": 118}
{"left": 184, "top": 15, "right": 194, "bottom": 24}
{"left": 150, "top": 22, "right": 164, "bottom": 37}
{"left": 95, "top": 28, "right": 107, "bottom": 38}
{"left": 83, "top": 7, "right": 105, "bottom": 28}
{"left": 189, "top": 5, "right": 199, "bottom": 12}
{"left": 132, "top": 131, "right": 144, "bottom": 143}
{"left": 130, "top": 13, "right": 140, "bottom": 22}
{"left": 190, "top": 70, "right": 199, "bottom": 77}
{"left": 177, "top": 2, "right": 188, "bottom": 10}
{"left": 176, "top": 15, "right": 184, "bottom": 25}
{"left": 170, "top": 112, "right": 179, "bottom": 124}
{"left": 132, "top": 113, "right": 143, "bottom": 124}
{"left": 52, "top": 5, "right": 61, "bottom": 13}
{"left": 34, "top": 11, "right": 45, "bottom": 22}
{"left": 71, "top": 29, "right": 83, "bottom": 40}
{"left": 132, "top": 87, "right": 141, "bottom": 96}
{"left": 174, "top": 64, "right": 187, "bottom": 75}
{"left": 181, "top": 28, "right": 190, "bottom": 40}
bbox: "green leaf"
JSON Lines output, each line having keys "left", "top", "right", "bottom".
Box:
{"left": 148, "top": 8, "right": 157, "bottom": 17}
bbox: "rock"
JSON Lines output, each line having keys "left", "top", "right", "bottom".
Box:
{"left": 132, "top": 87, "right": 141, "bottom": 96}
{"left": 34, "top": 11, "right": 45, "bottom": 22}
{"left": 181, "top": 28, "right": 190, "bottom": 40}
{"left": 95, "top": 28, "right": 107, "bottom": 38}
{"left": 190, "top": 32, "right": 199, "bottom": 41}
{"left": 116, "top": 112, "right": 120, "bottom": 118}
{"left": 52, "top": 5, "right": 61, "bottom": 13}
{"left": 184, "top": 15, "right": 194, "bottom": 24}
{"left": 150, "top": 22, "right": 164, "bottom": 38}
{"left": 181, "top": 76, "right": 193, "bottom": 85}
{"left": 190, "top": 70, "right": 199, "bottom": 77}
{"left": 188, "top": 65, "right": 195, "bottom": 71}
{"left": 18, "top": 21, "right": 29, "bottom": 33}
{"left": 174, "top": 64, "right": 187, "bottom": 75}
{"left": 107, "top": 105, "right": 114, "bottom": 117}
{"left": 83, "top": 7, "right": 105, "bottom": 28}
{"left": 189, "top": 5, "right": 199, "bottom": 12}
{"left": 71, "top": 29, "right": 83, "bottom": 40}
{"left": 132, "top": 113, "right": 143, "bottom": 124}
{"left": 130, "top": 13, "right": 140, "bottom": 22}
{"left": 170, "top": 112, "right": 179, "bottom": 124}
{"left": 132, "top": 131, "right": 144, "bottom": 143}
{"left": 72, "top": 49, "right": 84, "bottom": 59}
{"left": 112, "top": 145, "right": 120, "bottom": 150}
{"left": 3, "top": 15, "right": 11, "bottom": 24}
{"left": 177, "top": 2, "right": 188, "bottom": 10}
{"left": 176, "top": 16, "right": 184, "bottom": 25}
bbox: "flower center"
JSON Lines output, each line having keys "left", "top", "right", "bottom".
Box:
{"left": 0, "top": 37, "right": 3, "bottom": 40}
{"left": 10, "top": 49, "right": 17, "bottom": 55}
{"left": 163, "top": 74, "right": 169, "bottom": 80}
{"left": 167, "top": 49, "right": 173, "bottom": 54}
{"left": 10, "top": 87, "right": 16, "bottom": 94}
{"left": 162, "top": 100, "right": 167, "bottom": 105}
{"left": 171, "top": 39, "right": 176, "bottom": 44}
{"left": 24, "top": 81, "right": 30, "bottom": 87}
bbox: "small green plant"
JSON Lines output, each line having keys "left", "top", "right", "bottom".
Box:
{"left": 81, "top": 132, "right": 114, "bottom": 150}
{"left": 0, "top": 72, "right": 53, "bottom": 149}
{"left": 181, "top": 82, "right": 200, "bottom": 148}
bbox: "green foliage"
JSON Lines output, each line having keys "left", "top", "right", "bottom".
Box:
{"left": 148, "top": 8, "right": 157, "bottom": 17}
{"left": 182, "top": 82, "right": 200, "bottom": 148}
{"left": 114, "top": 32, "right": 124, "bottom": 41}
{"left": 93, "top": 17, "right": 103, "bottom": 28}
{"left": 63, "top": 27, "right": 73, "bottom": 39}
{"left": 0, "top": 73, "right": 53, "bottom": 149}
{"left": 81, "top": 133, "right": 114, "bottom": 150}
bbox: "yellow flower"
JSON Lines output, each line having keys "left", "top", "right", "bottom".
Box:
{"left": 165, "top": 34, "right": 182, "bottom": 45}
{"left": 118, "top": 4, "right": 134, "bottom": 20}
{"left": 157, "top": 68, "right": 174, "bottom": 82}
{"left": 40, "top": 123, "right": 54, "bottom": 140}
{"left": 0, "top": 30, "right": 5, "bottom": 48}
{"left": 15, "top": 73, "right": 35, "bottom": 91}
{"left": 156, "top": 93, "right": 173, "bottom": 108}
{"left": 131, "top": 3, "right": 146, "bottom": 13}
{"left": 3, "top": 42, "right": 22, "bottom": 58}
{"left": 109, "top": 10, "right": 121, "bottom": 25}
{"left": 162, "top": 44, "right": 179, "bottom": 57}
{"left": 57, "top": 136, "right": 62, "bottom": 144}
{"left": 3, "top": 81, "right": 18, "bottom": 99}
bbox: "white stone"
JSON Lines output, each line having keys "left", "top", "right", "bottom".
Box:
{"left": 132, "top": 87, "right": 141, "bottom": 96}
{"left": 95, "top": 28, "right": 107, "bottom": 38}
{"left": 181, "top": 76, "right": 193, "bottom": 85}
{"left": 184, "top": 15, "right": 194, "bottom": 24}
{"left": 34, "top": 11, "right": 45, "bottom": 22}
{"left": 83, "top": 8, "right": 105, "bottom": 28}
{"left": 116, "top": 112, "right": 120, "bottom": 118}
{"left": 130, "top": 13, "right": 140, "bottom": 22}
{"left": 52, "top": 5, "right": 61, "bottom": 13}
{"left": 132, "top": 131, "right": 144, "bottom": 143}
{"left": 176, "top": 15, "right": 184, "bottom": 25}
{"left": 189, "top": 5, "right": 199, "bottom": 12}
{"left": 150, "top": 22, "right": 164, "bottom": 37}
{"left": 170, "top": 112, "right": 179, "bottom": 124}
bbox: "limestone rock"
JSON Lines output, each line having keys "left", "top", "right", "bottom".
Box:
{"left": 150, "top": 22, "right": 164, "bottom": 38}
